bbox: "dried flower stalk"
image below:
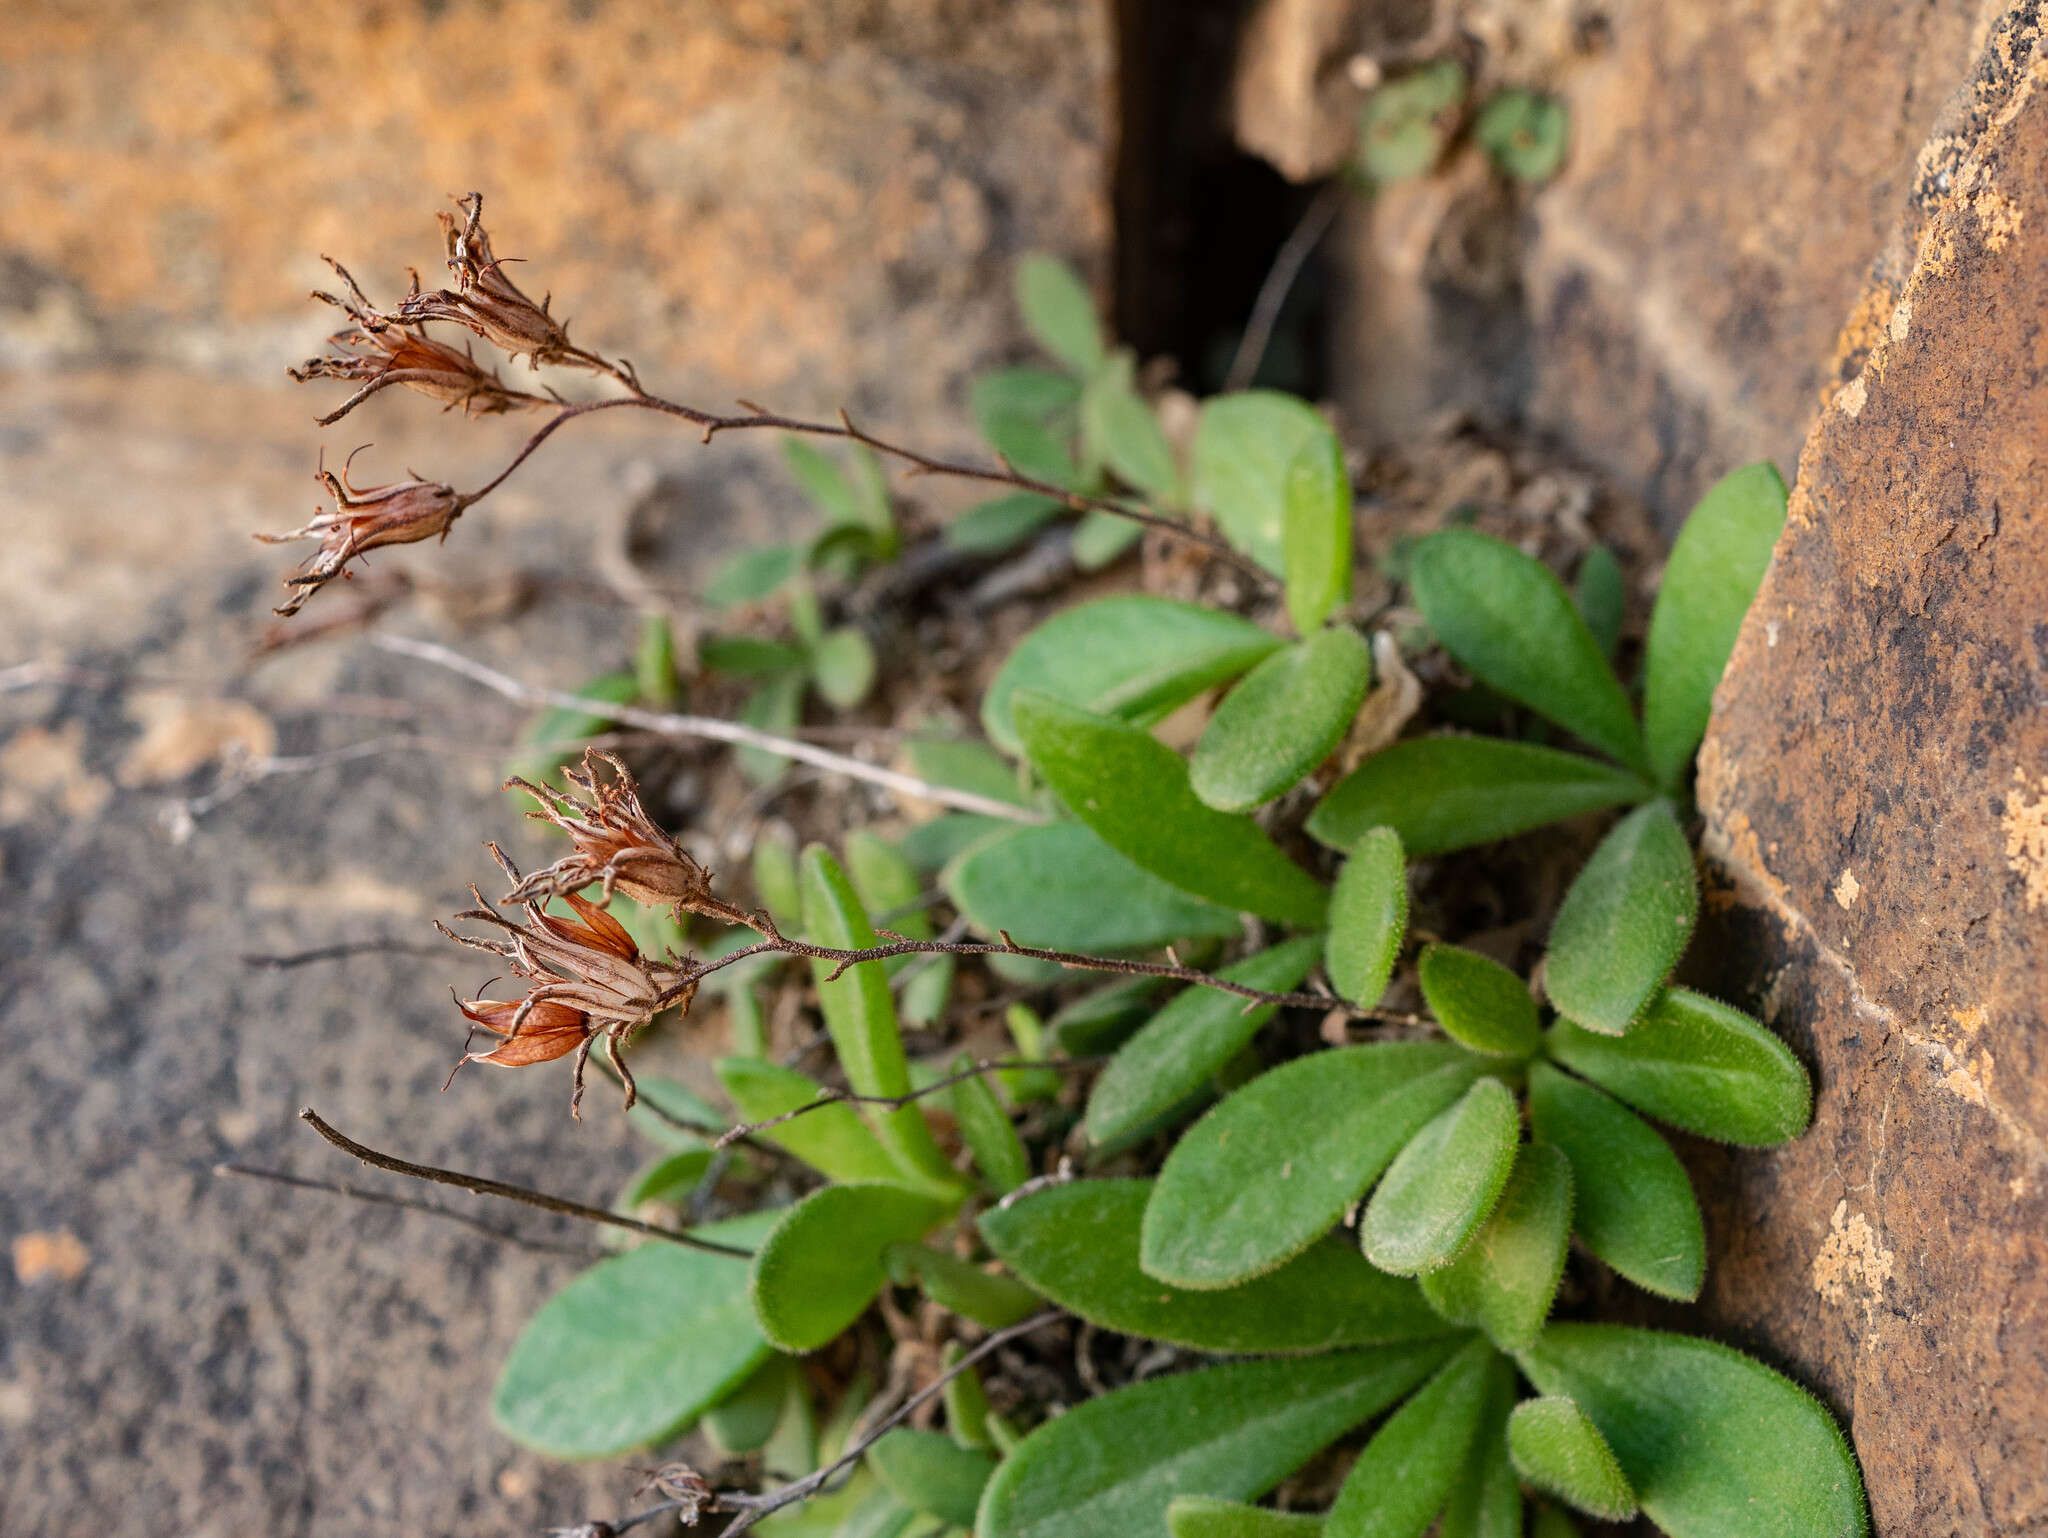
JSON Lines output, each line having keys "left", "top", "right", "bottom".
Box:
{"left": 503, "top": 749, "right": 715, "bottom": 918}
{"left": 438, "top": 844, "right": 697, "bottom": 1116}
{"left": 290, "top": 256, "right": 549, "bottom": 425}
{"left": 395, "top": 193, "right": 602, "bottom": 373}
{"left": 254, "top": 448, "right": 462, "bottom": 616}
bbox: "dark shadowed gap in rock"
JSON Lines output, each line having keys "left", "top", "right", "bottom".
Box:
{"left": 1111, "top": 0, "right": 1331, "bottom": 398}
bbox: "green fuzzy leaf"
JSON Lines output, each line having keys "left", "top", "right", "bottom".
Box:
{"left": 636, "top": 613, "right": 679, "bottom": 707}
{"left": 749, "top": 1183, "right": 953, "bottom": 1352}
{"left": 973, "top": 366, "right": 1083, "bottom": 430}
{"left": 812, "top": 627, "right": 877, "bottom": 709}
{"left": 788, "top": 577, "right": 824, "bottom": 648}
{"left": 1168, "top": 1497, "right": 1324, "bottom": 1538}
{"left": 1049, "top": 974, "right": 1169, "bottom": 1053}
{"left": 738, "top": 670, "right": 806, "bottom": 785}
{"left": 1544, "top": 800, "right": 1699, "bottom": 1035}
{"left": 983, "top": 594, "right": 1284, "bottom": 756}
{"left": 943, "top": 1340, "right": 994, "bottom": 1449}
{"left": 951, "top": 1053, "right": 1033, "bottom": 1194}
{"left": 1439, "top": 1353, "right": 1522, "bottom": 1538}
{"left": 983, "top": 408, "right": 1082, "bottom": 489}
{"left": 1309, "top": 737, "right": 1652, "bottom": 856}
{"left": 705, "top": 543, "right": 804, "bottom": 608}
{"left": 724, "top": 980, "right": 768, "bottom": 1058}
{"left": 1507, "top": 1397, "right": 1638, "bottom": 1521}
{"left": 1420, "top": 1142, "right": 1573, "bottom": 1351}
{"left": 982, "top": 1179, "right": 1449, "bottom": 1354}
{"left": 869, "top": 1429, "right": 997, "bottom": 1527}
{"left": 846, "top": 444, "right": 896, "bottom": 544}
{"left": 1324, "top": 1338, "right": 1501, "bottom": 1538}
{"left": 1417, "top": 945, "right": 1541, "bottom": 1058}
{"left": 899, "top": 812, "right": 1012, "bottom": 876}
{"left": 1474, "top": 89, "right": 1570, "bottom": 182}
{"left": 885, "top": 1243, "right": 1043, "bottom": 1330}
{"left": 806, "top": 521, "right": 885, "bottom": 578}
{"left": 908, "top": 739, "right": 1033, "bottom": 809}
{"left": 1071, "top": 508, "right": 1146, "bottom": 570}
{"left": 1547, "top": 987, "right": 1811, "bottom": 1145}
{"left": 847, "top": 826, "right": 947, "bottom": 1024}
{"left": 1408, "top": 529, "right": 1647, "bottom": 773}
{"left": 997, "top": 1002, "right": 1063, "bottom": 1104}
{"left": 1191, "top": 628, "right": 1372, "bottom": 812}
{"left": 1016, "top": 253, "right": 1106, "bottom": 377}
{"left": 702, "top": 635, "right": 811, "bottom": 678}
{"left": 492, "top": 1210, "right": 779, "bottom": 1457}
{"left": 1282, "top": 431, "right": 1354, "bottom": 634}
{"left": 783, "top": 437, "right": 863, "bottom": 528}
{"left": 1528, "top": 1064, "right": 1703, "bottom": 1300}
{"left": 1573, "top": 547, "right": 1626, "bottom": 663}
{"left": 847, "top": 829, "right": 932, "bottom": 944}
{"left": 1142, "top": 1043, "right": 1483, "bottom": 1288}
{"left": 1642, "top": 461, "right": 1788, "bottom": 792}
{"left": 811, "top": 1486, "right": 909, "bottom": 1538}
{"left": 1357, "top": 60, "right": 1468, "bottom": 184}
{"left": 1083, "top": 352, "right": 1179, "bottom": 499}
{"left": 1012, "top": 692, "right": 1328, "bottom": 926}
{"left": 1086, "top": 936, "right": 1323, "bottom": 1147}
{"left": 976, "top": 1345, "right": 1457, "bottom": 1538}
{"left": 1516, "top": 1325, "right": 1868, "bottom": 1538}
{"left": 802, "top": 846, "right": 963, "bottom": 1192}
{"left": 1360, "top": 1078, "right": 1521, "bottom": 1275}
{"left": 716, "top": 1056, "right": 902, "bottom": 1184}
{"left": 620, "top": 1143, "right": 714, "bottom": 1208}
{"left": 944, "top": 820, "right": 1241, "bottom": 951}
{"left": 752, "top": 827, "right": 805, "bottom": 930}
{"left": 625, "top": 1073, "right": 727, "bottom": 1148}
{"left": 1325, "top": 827, "right": 1408, "bottom": 1007}
{"left": 705, "top": 1355, "right": 798, "bottom": 1457}
{"left": 947, "top": 492, "right": 1065, "bottom": 554}
{"left": 1193, "top": 392, "right": 1337, "bottom": 572}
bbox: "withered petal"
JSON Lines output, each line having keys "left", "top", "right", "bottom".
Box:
{"left": 557, "top": 891, "right": 642, "bottom": 961}
{"left": 467, "top": 1024, "right": 590, "bottom": 1068}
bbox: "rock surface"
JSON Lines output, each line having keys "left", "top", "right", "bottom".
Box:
{"left": 0, "top": 0, "right": 1111, "bottom": 426}
{"left": 1690, "top": 39, "right": 2048, "bottom": 1537}
{"left": 0, "top": 372, "right": 759, "bottom": 1534}
{"left": 1295, "top": 0, "right": 2017, "bottom": 531}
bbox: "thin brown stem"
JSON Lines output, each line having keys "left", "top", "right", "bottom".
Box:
{"left": 450, "top": 385, "right": 1272, "bottom": 588}
{"left": 241, "top": 938, "right": 449, "bottom": 969}
{"left": 676, "top": 911, "right": 1429, "bottom": 1029}
{"left": 1224, "top": 180, "right": 1346, "bottom": 394}
{"left": 457, "top": 397, "right": 642, "bottom": 506}
{"left": 297, "top": 1107, "right": 753, "bottom": 1258}
{"left": 712, "top": 1055, "right": 1105, "bottom": 1151}
{"left": 216, "top": 1162, "right": 603, "bottom": 1259}
{"left": 716, "top": 1311, "right": 1064, "bottom": 1532}
{"left": 373, "top": 634, "right": 1046, "bottom": 826}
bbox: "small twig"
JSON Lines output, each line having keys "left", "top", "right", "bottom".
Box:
{"left": 886, "top": 911, "right": 969, "bottom": 992}
{"left": 676, "top": 914, "right": 1429, "bottom": 1029}
{"left": 455, "top": 390, "right": 1272, "bottom": 590}
{"left": 163, "top": 727, "right": 670, "bottom": 839}
{"left": 216, "top": 1162, "right": 602, "bottom": 1259}
{"left": 716, "top": 1311, "right": 1064, "bottom": 1533}
{"left": 297, "top": 1107, "right": 754, "bottom": 1258}
{"left": 373, "top": 634, "right": 1046, "bottom": 826}
{"left": 1225, "top": 180, "right": 1346, "bottom": 394}
{"left": 241, "top": 938, "right": 448, "bottom": 969}
{"left": 0, "top": 660, "right": 121, "bottom": 694}
{"left": 712, "top": 1055, "right": 1105, "bottom": 1150}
